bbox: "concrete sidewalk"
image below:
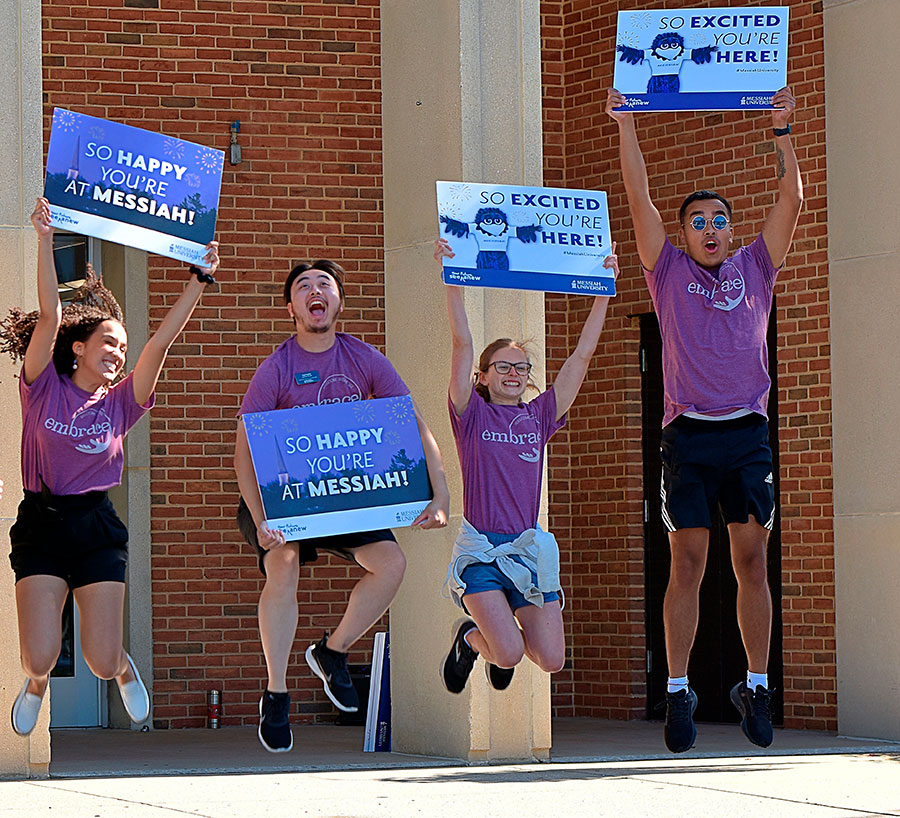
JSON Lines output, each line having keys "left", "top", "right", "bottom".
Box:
{"left": 44, "top": 717, "right": 900, "bottom": 776}
{"left": 1, "top": 719, "right": 898, "bottom": 817}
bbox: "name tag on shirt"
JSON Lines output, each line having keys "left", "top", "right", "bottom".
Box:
{"left": 294, "top": 370, "right": 320, "bottom": 386}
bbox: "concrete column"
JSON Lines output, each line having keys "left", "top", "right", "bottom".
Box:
{"left": 381, "top": 0, "right": 549, "bottom": 760}
{"left": 824, "top": 0, "right": 900, "bottom": 741}
{"left": 0, "top": 0, "right": 50, "bottom": 777}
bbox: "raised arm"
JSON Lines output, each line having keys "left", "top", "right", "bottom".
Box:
{"left": 606, "top": 89, "right": 667, "bottom": 271}
{"left": 410, "top": 400, "right": 450, "bottom": 530}
{"left": 23, "top": 198, "right": 63, "bottom": 386}
{"left": 551, "top": 246, "right": 619, "bottom": 420}
{"left": 436, "top": 239, "right": 475, "bottom": 416}
{"left": 761, "top": 87, "right": 803, "bottom": 268}
{"left": 131, "top": 242, "right": 219, "bottom": 405}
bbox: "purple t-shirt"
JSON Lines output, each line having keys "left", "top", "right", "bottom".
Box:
{"left": 20, "top": 364, "right": 154, "bottom": 495}
{"left": 239, "top": 333, "right": 409, "bottom": 414}
{"left": 645, "top": 235, "right": 778, "bottom": 427}
{"left": 449, "top": 386, "right": 565, "bottom": 535}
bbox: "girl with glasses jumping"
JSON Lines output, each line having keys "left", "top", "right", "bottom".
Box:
{"left": 435, "top": 236, "right": 617, "bottom": 694}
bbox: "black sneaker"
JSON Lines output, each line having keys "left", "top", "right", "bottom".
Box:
{"left": 664, "top": 687, "right": 698, "bottom": 753}
{"left": 441, "top": 620, "right": 478, "bottom": 693}
{"left": 258, "top": 690, "right": 292, "bottom": 753}
{"left": 486, "top": 662, "right": 515, "bottom": 691}
{"left": 305, "top": 634, "right": 359, "bottom": 712}
{"left": 731, "top": 681, "right": 773, "bottom": 748}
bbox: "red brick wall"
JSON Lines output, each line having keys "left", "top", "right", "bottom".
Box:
{"left": 42, "top": 0, "right": 388, "bottom": 728}
{"left": 541, "top": 0, "right": 836, "bottom": 729}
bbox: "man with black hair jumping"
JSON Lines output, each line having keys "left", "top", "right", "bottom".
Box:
{"left": 606, "top": 87, "right": 802, "bottom": 753}
{"left": 234, "top": 259, "right": 449, "bottom": 752}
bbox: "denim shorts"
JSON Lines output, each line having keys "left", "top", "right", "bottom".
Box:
{"left": 460, "top": 530, "right": 560, "bottom": 611}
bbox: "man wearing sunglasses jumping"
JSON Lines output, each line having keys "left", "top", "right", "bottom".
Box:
{"left": 606, "top": 86, "right": 803, "bottom": 753}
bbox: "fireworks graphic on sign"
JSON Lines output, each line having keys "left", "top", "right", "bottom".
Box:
{"left": 280, "top": 416, "right": 302, "bottom": 435}
{"left": 631, "top": 12, "right": 652, "bottom": 29}
{"left": 164, "top": 138, "right": 185, "bottom": 160}
{"left": 53, "top": 109, "right": 81, "bottom": 133}
{"left": 386, "top": 429, "right": 401, "bottom": 446}
{"left": 198, "top": 149, "right": 222, "bottom": 173}
{"left": 185, "top": 173, "right": 201, "bottom": 189}
{"left": 441, "top": 184, "right": 474, "bottom": 220}
{"left": 88, "top": 126, "right": 106, "bottom": 141}
{"left": 447, "top": 184, "right": 472, "bottom": 201}
{"left": 352, "top": 402, "right": 376, "bottom": 425}
{"left": 385, "top": 397, "right": 414, "bottom": 426}
{"left": 688, "top": 32, "right": 708, "bottom": 48}
{"left": 244, "top": 414, "right": 272, "bottom": 438}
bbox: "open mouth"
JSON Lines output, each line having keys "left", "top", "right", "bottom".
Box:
{"left": 704, "top": 239, "right": 719, "bottom": 254}
{"left": 101, "top": 359, "right": 120, "bottom": 375}
{"left": 502, "top": 379, "right": 521, "bottom": 388}
{"left": 307, "top": 296, "right": 328, "bottom": 317}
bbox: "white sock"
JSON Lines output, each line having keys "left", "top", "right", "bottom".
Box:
{"left": 463, "top": 629, "right": 478, "bottom": 652}
{"left": 667, "top": 676, "right": 689, "bottom": 694}
{"left": 747, "top": 671, "right": 768, "bottom": 690}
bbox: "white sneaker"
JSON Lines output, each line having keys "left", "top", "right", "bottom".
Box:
{"left": 117, "top": 653, "right": 150, "bottom": 723}
{"left": 11, "top": 679, "right": 45, "bottom": 736}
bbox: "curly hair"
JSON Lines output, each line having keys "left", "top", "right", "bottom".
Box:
{"left": 0, "top": 264, "right": 124, "bottom": 375}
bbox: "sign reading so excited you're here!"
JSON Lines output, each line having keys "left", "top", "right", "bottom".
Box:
{"left": 243, "top": 396, "right": 433, "bottom": 541}
{"left": 436, "top": 181, "right": 616, "bottom": 297}
{"left": 613, "top": 7, "right": 789, "bottom": 112}
{"left": 43, "top": 108, "right": 224, "bottom": 265}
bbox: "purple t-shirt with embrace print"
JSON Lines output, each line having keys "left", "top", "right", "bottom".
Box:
{"left": 645, "top": 235, "right": 778, "bottom": 427}
{"left": 239, "top": 333, "right": 409, "bottom": 415}
{"left": 449, "top": 386, "right": 565, "bottom": 535}
{"left": 20, "top": 364, "right": 154, "bottom": 495}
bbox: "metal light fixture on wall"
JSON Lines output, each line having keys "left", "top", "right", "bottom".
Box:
{"left": 229, "top": 121, "right": 242, "bottom": 165}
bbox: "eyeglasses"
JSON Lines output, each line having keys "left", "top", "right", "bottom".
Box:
{"left": 689, "top": 214, "right": 730, "bottom": 232}
{"left": 488, "top": 361, "right": 532, "bottom": 375}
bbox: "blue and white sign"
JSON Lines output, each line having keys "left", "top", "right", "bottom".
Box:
{"left": 44, "top": 108, "right": 224, "bottom": 265}
{"left": 243, "top": 396, "right": 433, "bottom": 541}
{"left": 436, "top": 181, "right": 615, "bottom": 296}
{"left": 613, "top": 7, "right": 789, "bottom": 112}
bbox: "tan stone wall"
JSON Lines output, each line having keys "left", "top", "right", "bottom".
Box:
{"left": 825, "top": 0, "right": 900, "bottom": 741}
{"left": 0, "top": 0, "right": 51, "bottom": 778}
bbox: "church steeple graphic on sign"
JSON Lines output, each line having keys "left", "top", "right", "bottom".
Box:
{"left": 66, "top": 136, "right": 81, "bottom": 181}
{"left": 274, "top": 436, "right": 289, "bottom": 486}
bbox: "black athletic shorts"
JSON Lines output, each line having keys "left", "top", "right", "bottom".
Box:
{"left": 659, "top": 413, "right": 776, "bottom": 532}
{"left": 8, "top": 489, "right": 129, "bottom": 586}
{"left": 236, "top": 497, "right": 396, "bottom": 576}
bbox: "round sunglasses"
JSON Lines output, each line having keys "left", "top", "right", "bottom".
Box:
{"left": 690, "top": 214, "right": 730, "bottom": 231}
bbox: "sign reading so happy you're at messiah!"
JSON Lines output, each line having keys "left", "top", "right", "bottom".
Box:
{"left": 44, "top": 108, "right": 224, "bottom": 265}
{"left": 243, "top": 396, "right": 434, "bottom": 541}
{"left": 613, "top": 7, "right": 789, "bottom": 112}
